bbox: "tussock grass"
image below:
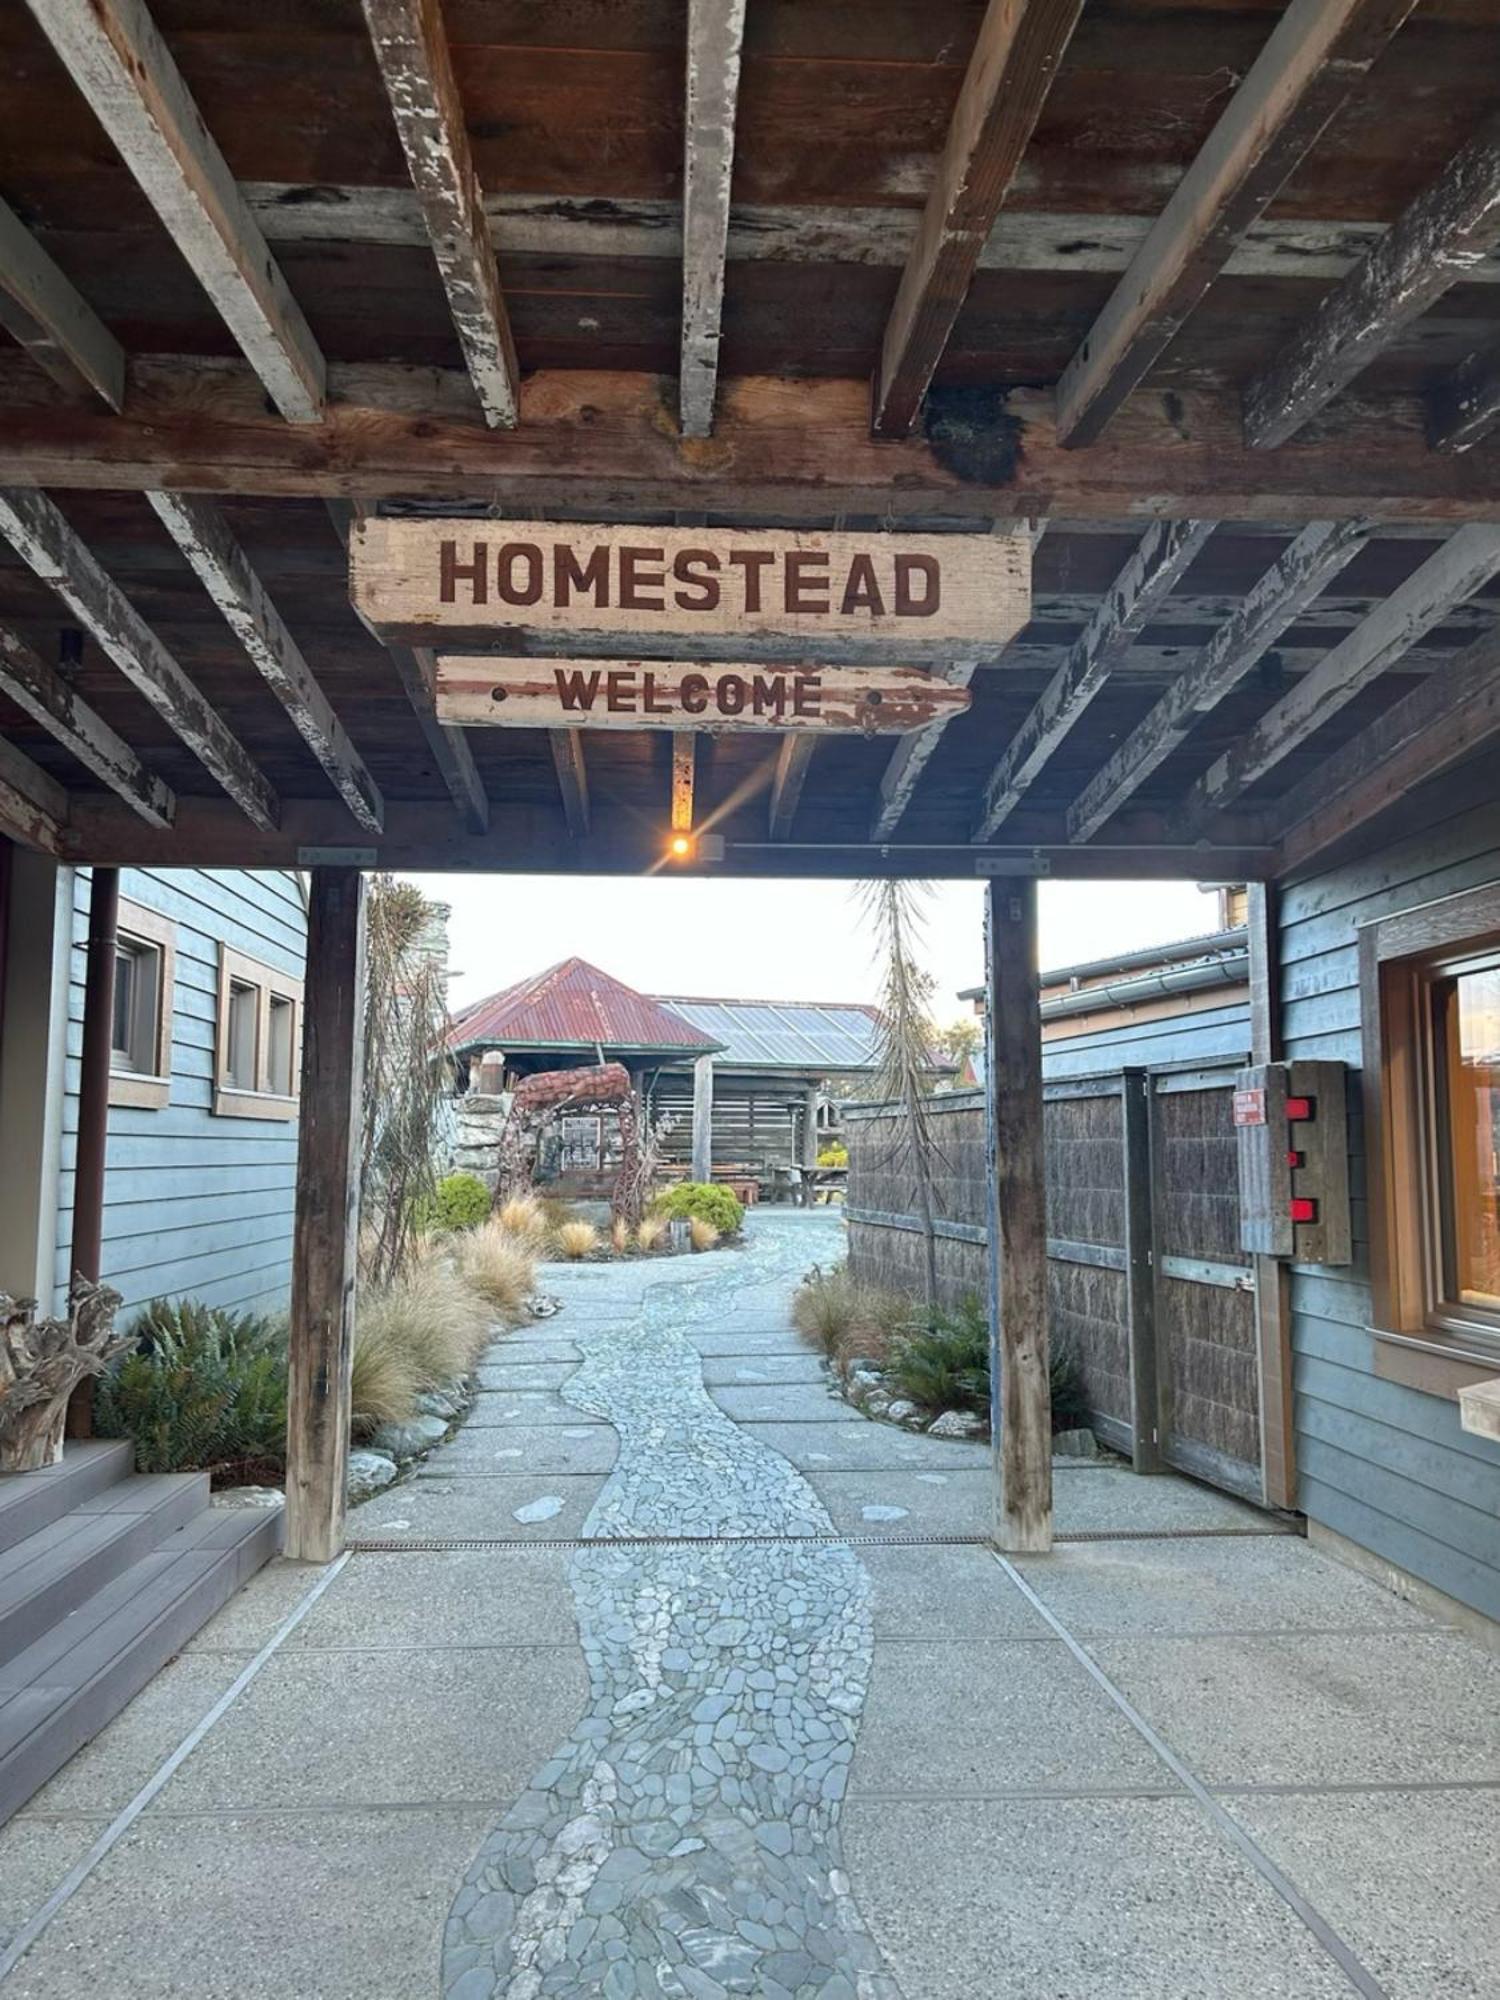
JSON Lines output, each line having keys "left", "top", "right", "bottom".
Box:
{"left": 458, "top": 1219, "right": 538, "bottom": 1319}
{"left": 349, "top": 1306, "right": 421, "bottom": 1438}
{"left": 361, "top": 1250, "right": 494, "bottom": 1390}
{"left": 610, "top": 1215, "right": 631, "bottom": 1255}
{"left": 688, "top": 1215, "right": 720, "bottom": 1252}
{"left": 496, "top": 1193, "right": 546, "bottom": 1245}
{"left": 636, "top": 1213, "right": 668, "bottom": 1253}
{"left": 554, "top": 1219, "right": 599, "bottom": 1261}
{"left": 791, "top": 1264, "right": 910, "bottom": 1370}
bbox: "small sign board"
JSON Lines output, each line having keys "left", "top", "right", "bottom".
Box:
{"left": 351, "top": 519, "right": 1030, "bottom": 657}
{"left": 434, "top": 657, "right": 972, "bottom": 734}
{"left": 1232, "top": 1087, "right": 1267, "bottom": 1127}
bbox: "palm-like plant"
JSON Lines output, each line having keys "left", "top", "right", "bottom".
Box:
{"left": 861, "top": 878, "right": 943, "bottom": 1313}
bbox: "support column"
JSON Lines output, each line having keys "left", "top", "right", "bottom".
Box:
{"left": 1121, "top": 1067, "right": 1162, "bottom": 1474}
{"left": 67, "top": 866, "right": 118, "bottom": 1437}
{"left": 286, "top": 868, "right": 367, "bottom": 1564}
{"left": 691, "top": 1054, "right": 714, "bottom": 1181}
{"left": 984, "top": 878, "right": 1052, "bottom": 1553}
{"left": 800, "top": 1082, "right": 820, "bottom": 1205}
{"left": 1248, "top": 880, "right": 1297, "bottom": 1511}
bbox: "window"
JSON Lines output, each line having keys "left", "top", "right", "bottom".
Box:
{"left": 108, "top": 900, "right": 175, "bottom": 1110}
{"left": 214, "top": 945, "right": 303, "bottom": 1120}
{"left": 1362, "top": 880, "right": 1500, "bottom": 1396}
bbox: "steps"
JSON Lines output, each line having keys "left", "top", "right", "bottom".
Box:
{"left": 0, "top": 1443, "right": 283, "bottom": 1826}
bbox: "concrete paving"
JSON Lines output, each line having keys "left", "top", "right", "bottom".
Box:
{"left": 4, "top": 1206, "right": 1498, "bottom": 2000}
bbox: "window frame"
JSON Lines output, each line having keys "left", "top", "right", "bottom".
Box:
{"left": 1360, "top": 879, "right": 1500, "bottom": 1399}
{"left": 108, "top": 899, "right": 175, "bottom": 1111}
{"left": 214, "top": 943, "right": 304, "bottom": 1121}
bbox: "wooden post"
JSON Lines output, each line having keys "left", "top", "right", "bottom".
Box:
{"left": 983, "top": 878, "right": 1052, "bottom": 1552}
{"left": 67, "top": 865, "right": 118, "bottom": 1438}
{"left": 1247, "top": 880, "right": 1297, "bottom": 1511}
{"left": 1120, "top": 1067, "right": 1162, "bottom": 1473}
{"left": 691, "top": 1053, "right": 714, "bottom": 1182}
{"left": 285, "top": 868, "right": 367, "bottom": 1563}
{"left": 800, "top": 1082, "right": 821, "bottom": 1206}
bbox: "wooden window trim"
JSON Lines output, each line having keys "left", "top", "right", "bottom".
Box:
{"left": 214, "top": 942, "right": 304, "bottom": 1121}
{"left": 109, "top": 897, "right": 175, "bottom": 1111}
{"left": 1360, "top": 878, "right": 1500, "bottom": 1393}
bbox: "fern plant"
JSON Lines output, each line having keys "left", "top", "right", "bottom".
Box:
{"left": 886, "top": 1292, "right": 1091, "bottom": 1431}
{"left": 95, "top": 1297, "right": 288, "bottom": 1476}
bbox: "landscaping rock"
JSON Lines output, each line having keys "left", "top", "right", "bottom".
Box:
{"left": 1052, "top": 1426, "right": 1099, "bottom": 1459}
{"left": 416, "top": 1387, "right": 464, "bottom": 1421}
{"left": 347, "top": 1449, "right": 399, "bottom": 1501}
{"left": 371, "top": 1414, "right": 449, "bottom": 1461}
{"left": 864, "top": 1391, "right": 892, "bottom": 1419}
{"left": 883, "top": 1398, "right": 922, "bottom": 1427}
{"left": 526, "top": 1294, "right": 561, "bottom": 1319}
{"left": 927, "top": 1409, "right": 986, "bottom": 1440}
{"left": 211, "top": 1485, "right": 284, "bottom": 1510}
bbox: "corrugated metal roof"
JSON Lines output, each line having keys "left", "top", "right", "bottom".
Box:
{"left": 449, "top": 958, "right": 721, "bottom": 1056}
{"left": 653, "top": 996, "right": 884, "bottom": 1072}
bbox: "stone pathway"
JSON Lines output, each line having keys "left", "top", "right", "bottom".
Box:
{"left": 4, "top": 1207, "right": 1500, "bottom": 2000}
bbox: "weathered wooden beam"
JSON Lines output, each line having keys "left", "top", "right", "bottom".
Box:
{"left": 11, "top": 361, "right": 1500, "bottom": 523}
{"left": 691, "top": 1053, "right": 714, "bottom": 1182}
{"left": 146, "top": 492, "right": 383, "bottom": 833}
{"left": 1188, "top": 524, "right": 1500, "bottom": 815}
{"left": 22, "top": 0, "right": 324, "bottom": 425}
{"left": 973, "top": 518, "right": 1214, "bottom": 839}
{"left": 0, "top": 198, "right": 125, "bottom": 410}
{"left": 0, "top": 621, "right": 174, "bottom": 828}
{"left": 1120, "top": 1067, "right": 1162, "bottom": 1476}
{"left": 871, "top": 0, "right": 1084, "bottom": 436}
{"left": 0, "top": 733, "right": 69, "bottom": 856}
{"left": 285, "top": 867, "right": 366, "bottom": 1563}
{"left": 1068, "top": 518, "right": 1370, "bottom": 842}
{"left": 768, "top": 735, "right": 813, "bottom": 842}
{"left": 1244, "top": 880, "right": 1296, "bottom": 1513}
{"left": 1053, "top": 0, "right": 1417, "bottom": 447}
{"left": 1277, "top": 622, "right": 1500, "bottom": 874}
{"left": 1430, "top": 341, "right": 1500, "bottom": 455}
{"left": 0, "top": 488, "right": 279, "bottom": 831}
{"left": 679, "top": 0, "right": 746, "bottom": 438}
{"left": 1245, "top": 120, "right": 1500, "bottom": 450}
{"left": 671, "top": 732, "right": 695, "bottom": 833}
{"left": 869, "top": 657, "right": 980, "bottom": 839}
{"left": 549, "top": 729, "right": 589, "bottom": 837}
{"left": 323, "top": 500, "right": 489, "bottom": 834}
{"left": 360, "top": 0, "right": 518, "bottom": 430}
{"left": 984, "top": 876, "right": 1051, "bottom": 1552}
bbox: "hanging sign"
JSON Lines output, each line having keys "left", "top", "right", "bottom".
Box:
{"left": 434, "top": 657, "right": 972, "bottom": 734}
{"left": 350, "top": 519, "right": 1029, "bottom": 656}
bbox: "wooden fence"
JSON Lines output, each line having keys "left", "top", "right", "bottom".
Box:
{"left": 843, "top": 1063, "right": 1263, "bottom": 1502}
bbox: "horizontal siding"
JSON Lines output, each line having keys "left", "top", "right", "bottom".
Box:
{"left": 1040, "top": 1000, "right": 1251, "bottom": 1081}
{"left": 55, "top": 867, "right": 307, "bottom": 1319}
{"left": 1282, "top": 797, "right": 1500, "bottom": 1624}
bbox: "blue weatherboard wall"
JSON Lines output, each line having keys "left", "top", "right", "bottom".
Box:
{"left": 1041, "top": 1001, "right": 1251, "bottom": 1082}
{"left": 1280, "top": 797, "right": 1500, "bottom": 1623}
{"left": 54, "top": 868, "right": 308, "bottom": 1319}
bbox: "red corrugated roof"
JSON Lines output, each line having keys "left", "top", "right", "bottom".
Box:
{"left": 448, "top": 958, "right": 721, "bottom": 1056}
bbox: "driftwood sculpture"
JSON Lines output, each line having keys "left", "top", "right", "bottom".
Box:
{"left": 493, "top": 1062, "right": 649, "bottom": 1223}
{"left": 0, "top": 1280, "right": 127, "bottom": 1472}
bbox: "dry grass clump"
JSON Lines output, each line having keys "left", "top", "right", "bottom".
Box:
{"left": 554, "top": 1218, "right": 599, "bottom": 1261}
{"left": 791, "top": 1264, "right": 910, "bottom": 1370}
{"left": 636, "top": 1213, "right": 668, "bottom": 1253}
{"left": 688, "top": 1215, "right": 720, "bottom": 1252}
{"left": 458, "top": 1218, "right": 538, "bottom": 1318}
{"left": 349, "top": 1308, "right": 421, "bottom": 1438}
{"left": 496, "top": 1193, "right": 547, "bottom": 1245}
{"left": 610, "top": 1215, "right": 631, "bottom": 1255}
{"left": 351, "top": 1248, "right": 499, "bottom": 1436}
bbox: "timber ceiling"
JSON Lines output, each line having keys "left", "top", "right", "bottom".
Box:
{"left": 0, "top": 0, "right": 1499, "bottom": 882}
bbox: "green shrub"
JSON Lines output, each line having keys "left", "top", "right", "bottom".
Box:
{"left": 816, "top": 1141, "right": 848, "bottom": 1168}
{"left": 95, "top": 1298, "right": 288, "bottom": 1477}
{"left": 416, "top": 1171, "right": 491, "bottom": 1232}
{"left": 652, "top": 1182, "right": 745, "bottom": 1236}
{"left": 885, "top": 1292, "right": 1092, "bottom": 1433}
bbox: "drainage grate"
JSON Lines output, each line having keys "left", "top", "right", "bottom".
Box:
{"left": 347, "top": 1524, "right": 1296, "bottom": 1555}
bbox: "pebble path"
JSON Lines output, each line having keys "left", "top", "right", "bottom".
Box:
{"left": 441, "top": 1222, "right": 904, "bottom": 2000}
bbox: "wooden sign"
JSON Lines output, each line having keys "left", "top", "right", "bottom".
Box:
{"left": 350, "top": 519, "right": 1029, "bottom": 657}
{"left": 434, "top": 657, "right": 972, "bottom": 734}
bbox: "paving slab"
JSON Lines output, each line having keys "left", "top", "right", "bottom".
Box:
{"left": 744, "top": 1417, "right": 988, "bottom": 1473}
{"left": 186, "top": 1553, "right": 340, "bottom": 1652}
{"left": 140, "top": 1643, "right": 587, "bottom": 1811}
{"left": 478, "top": 1335, "right": 582, "bottom": 1364}
{"left": 699, "top": 1352, "right": 832, "bottom": 1386}
{"left": 463, "top": 1359, "right": 578, "bottom": 1391}
{"left": 421, "top": 1423, "right": 619, "bottom": 1476}
{"left": 2, "top": 1806, "right": 499, "bottom": 2000}
{"left": 1233, "top": 1788, "right": 1500, "bottom": 1998}
{"left": 807, "top": 1466, "right": 993, "bottom": 1534}
{"left": 841, "top": 1796, "right": 1351, "bottom": 1998}
{"left": 1014, "top": 1534, "right": 1450, "bottom": 1638}
{"left": 464, "top": 1386, "right": 607, "bottom": 1425}
{"left": 283, "top": 1548, "right": 581, "bottom": 1651}
{"left": 1051, "top": 1466, "right": 1271, "bottom": 1535}
{"left": 678, "top": 1329, "right": 810, "bottom": 1355}
{"left": 709, "top": 1382, "right": 866, "bottom": 1423}
{"left": 1091, "top": 1630, "right": 1500, "bottom": 1787}
{"left": 353, "top": 1471, "right": 607, "bottom": 1540}
{"left": 0, "top": 1813, "right": 111, "bottom": 1951}
{"left": 852, "top": 1639, "right": 1165, "bottom": 1794}
{"left": 860, "top": 1544, "right": 1054, "bottom": 1641}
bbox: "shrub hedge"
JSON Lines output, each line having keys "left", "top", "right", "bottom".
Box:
{"left": 652, "top": 1181, "right": 745, "bottom": 1236}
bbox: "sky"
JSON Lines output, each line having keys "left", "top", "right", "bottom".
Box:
{"left": 411, "top": 873, "right": 1226, "bottom": 1023}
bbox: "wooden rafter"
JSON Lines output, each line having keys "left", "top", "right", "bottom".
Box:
{"left": 146, "top": 492, "right": 383, "bottom": 834}
{"left": 0, "top": 488, "right": 279, "bottom": 830}
{"left": 1068, "top": 518, "right": 1370, "bottom": 842}
{"left": 1188, "top": 525, "right": 1500, "bottom": 816}
{"left": 1053, "top": 0, "right": 1417, "bottom": 447}
{"left": 869, "top": 658, "right": 981, "bottom": 840}
{"left": 871, "top": 0, "right": 1084, "bottom": 436}
{"left": 972, "top": 519, "right": 1214, "bottom": 840}
{"left": 549, "top": 729, "right": 590, "bottom": 837}
{"left": 679, "top": 0, "right": 746, "bottom": 439}
{"left": 10, "top": 362, "right": 1500, "bottom": 523}
{"left": 0, "top": 732, "right": 69, "bottom": 855}
{"left": 1278, "top": 623, "right": 1500, "bottom": 873}
{"left": 0, "top": 198, "right": 124, "bottom": 411}
{"left": 22, "top": 0, "right": 325, "bottom": 424}
{"left": 671, "top": 733, "right": 695, "bottom": 833}
{"left": 1245, "top": 120, "right": 1500, "bottom": 450}
{"left": 1430, "top": 342, "right": 1500, "bottom": 456}
{"left": 323, "top": 501, "right": 488, "bottom": 834}
{"left": 0, "top": 620, "right": 175, "bottom": 828}
{"left": 768, "top": 736, "right": 813, "bottom": 842}
{"left": 360, "top": 0, "right": 518, "bottom": 430}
